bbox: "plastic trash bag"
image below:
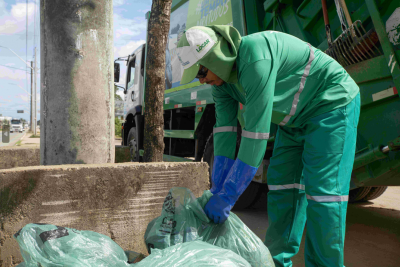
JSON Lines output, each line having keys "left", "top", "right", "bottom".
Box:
{"left": 14, "top": 223, "right": 131, "bottom": 267}
{"left": 144, "top": 187, "right": 275, "bottom": 267}
{"left": 134, "top": 240, "right": 251, "bottom": 266}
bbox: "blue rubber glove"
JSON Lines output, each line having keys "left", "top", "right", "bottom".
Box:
{"left": 204, "top": 194, "right": 230, "bottom": 224}
{"left": 210, "top": 156, "right": 235, "bottom": 194}
{"left": 205, "top": 158, "right": 257, "bottom": 224}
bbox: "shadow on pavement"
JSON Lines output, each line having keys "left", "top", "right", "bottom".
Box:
{"left": 235, "top": 188, "right": 400, "bottom": 267}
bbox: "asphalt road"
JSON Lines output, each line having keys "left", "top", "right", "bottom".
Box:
{"left": 0, "top": 131, "right": 25, "bottom": 147}
{"left": 235, "top": 187, "right": 400, "bottom": 267}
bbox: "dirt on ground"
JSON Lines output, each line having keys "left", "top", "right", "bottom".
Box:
{"left": 235, "top": 187, "right": 400, "bottom": 267}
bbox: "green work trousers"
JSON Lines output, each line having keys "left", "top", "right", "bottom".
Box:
{"left": 264, "top": 94, "right": 360, "bottom": 267}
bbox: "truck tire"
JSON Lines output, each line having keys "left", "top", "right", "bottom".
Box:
{"left": 127, "top": 127, "right": 140, "bottom": 162}
{"left": 349, "top": 187, "right": 372, "bottom": 202}
{"left": 360, "top": 186, "right": 388, "bottom": 201}
{"left": 202, "top": 134, "right": 261, "bottom": 210}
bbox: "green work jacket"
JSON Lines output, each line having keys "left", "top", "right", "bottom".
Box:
{"left": 213, "top": 31, "right": 359, "bottom": 167}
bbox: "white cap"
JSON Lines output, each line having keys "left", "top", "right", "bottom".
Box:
{"left": 176, "top": 28, "right": 217, "bottom": 70}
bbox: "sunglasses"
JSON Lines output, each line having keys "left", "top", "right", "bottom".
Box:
{"left": 196, "top": 66, "right": 208, "bottom": 79}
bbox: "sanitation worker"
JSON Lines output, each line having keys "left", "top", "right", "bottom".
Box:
{"left": 176, "top": 25, "right": 360, "bottom": 267}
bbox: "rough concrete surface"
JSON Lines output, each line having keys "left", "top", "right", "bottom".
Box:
{"left": 41, "top": 0, "right": 115, "bottom": 165}
{"left": 0, "top": 162, "right": 209, "bottom": 266}
{"left": 0, "top": 147, "right": 40, "bottom": 170}
{"left": 0, "top": 146, "right": 132, "bottom": 170}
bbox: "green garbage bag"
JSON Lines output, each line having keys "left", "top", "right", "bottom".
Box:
{"left": 134, "top": 240, "right": 251, "bottom": 266}
{"left": 144, "top": 187, "right": 275, "bottom": 267}
{"left": 14, "top": 223, "right": 131, "bottom": 267}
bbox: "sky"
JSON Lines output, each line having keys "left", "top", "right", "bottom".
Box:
{"left": 0, "top": 0, "right": 151, "bottom": 123}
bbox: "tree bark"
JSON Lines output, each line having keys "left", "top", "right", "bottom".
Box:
{"left": 143, "top": 0, "right": 172, "bottom": 162}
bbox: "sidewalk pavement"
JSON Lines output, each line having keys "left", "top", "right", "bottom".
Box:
{"left": 19, "top": 131, "right": 40, "bottom": 147}
{"left": 0, "top": 131, "right": 25, "bottom": 147}
{"left": 18, "top": 131, "right": 123, "bottom": 147}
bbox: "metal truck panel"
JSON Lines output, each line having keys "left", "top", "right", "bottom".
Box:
{"left": 255, "top": 0, "right": 400, "bottom": 186}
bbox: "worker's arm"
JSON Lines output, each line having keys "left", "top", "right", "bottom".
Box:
{"left": 209, "top": 86, "right": 238, "bottom": 194}
{"left": 237, "top": 59, "right": 275, "bottom": 168}
{"left": 205, "top": 59, "right": 276, "bottom": 224}
{"left": 212, "top": 85, "right": 238, "bottom": 160}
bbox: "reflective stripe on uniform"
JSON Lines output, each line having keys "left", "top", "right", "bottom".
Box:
{"left": 268, "top": 183, "right": 305, "bottom": 190}
{"left": 306, "top": 194, "right": 349, "bottom": 202}
{"left": 213, "top": 126, "right": 237, "bottom": 134}
{"left": 242, "top": 130, "right": 270, "bottom": 140}
{"left": 279, "top": 43, "right": 315, "bottom": 126}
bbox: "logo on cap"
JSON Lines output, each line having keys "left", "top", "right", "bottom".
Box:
{"left": 196, "top": 39, "right": 210, "bottom": 53}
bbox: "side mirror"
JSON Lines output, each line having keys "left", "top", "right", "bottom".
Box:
{"left": 114, "top": 62, "right": 120, "bottom": 83}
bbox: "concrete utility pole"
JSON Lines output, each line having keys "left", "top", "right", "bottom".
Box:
{"left": 0, "top": 46, "right": 37, "bottom": 132}
{"left": 40, "top": 0, "right": 114, "bottom": 165}
{"left": 30, "top": 61, "right": 34, "bottom": 133}
{"left": 33, "top": 48, "right": 37, "bottom": 135}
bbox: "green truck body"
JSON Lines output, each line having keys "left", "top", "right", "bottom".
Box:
{"left": 117, "top": 0, "right": 400, "bottom": 206}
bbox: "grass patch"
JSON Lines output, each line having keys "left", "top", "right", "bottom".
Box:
{"left": 30, "top": 134, "right": 40, "bottom": 138}
{"left": 15, "top": 140, "right": 22, "bottom": 146}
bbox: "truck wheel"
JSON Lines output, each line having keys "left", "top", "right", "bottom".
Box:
{"left": 233, "top": 182, "right": 263, "bottom": 210}
{"left": 202, "top": 134, "right": 261, "bottom": 210}
{"left": 360, "top": 186, "right": 388, "bottom": 201}
{"left": 349, "top": 187, "right": 372, "bottom": 202}
{"left": 127, "top": 127, "right": 140, "bottom": 162}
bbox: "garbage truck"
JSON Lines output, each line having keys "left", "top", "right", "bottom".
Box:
{"left": 114, "top": 0, "right": 400, "bottom": 208}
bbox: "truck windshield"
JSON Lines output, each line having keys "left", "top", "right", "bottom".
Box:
{"left": 11, "top": 120, "right": 21, "bottom": 124}
{"left": 127, "top": 58, "right": 136, "bottom": 89}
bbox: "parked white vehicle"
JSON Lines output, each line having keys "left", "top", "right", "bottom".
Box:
{"left": 10, "top": 119, "right": 24, "bottom": 133}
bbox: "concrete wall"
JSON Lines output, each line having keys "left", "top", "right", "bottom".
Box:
{"left": 0, "top": 147, "right": 40, "bottom": 170}
{"left": 0, "top": 162, "right": 209, "bottom": 266}
{"left": 0, "top": 146, "right": 132, "bottom": 169}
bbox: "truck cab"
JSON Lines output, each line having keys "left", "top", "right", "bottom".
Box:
{"left": 10, "top": 119, "right": 23, "bottom": 133}
{"left": 124, "top": 46, "right": 146, "bottom": 121}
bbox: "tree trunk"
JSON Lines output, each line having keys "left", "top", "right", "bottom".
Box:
{"left": 143, "top": 0, "right": 172, "bottom": 162}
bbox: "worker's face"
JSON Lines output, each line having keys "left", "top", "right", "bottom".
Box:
{"left": 198, "top": 65, "right": 224, "bottom": 86}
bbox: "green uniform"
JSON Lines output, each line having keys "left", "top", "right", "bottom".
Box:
{"left": 177, "top": 26, "right": 360, "bottom": 267}
{"left": 264, "top": 96, "right": 359, "bottom": 267}
{"left": 213, "top": 31, "right": 359, "bottom": 167}
{"left": 212, "top": 30, "right": 359, "bottom": 267}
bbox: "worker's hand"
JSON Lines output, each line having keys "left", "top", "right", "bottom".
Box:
{"left": 206, "top": 158, "right": 257, "bottom": 224}
{"left": 204, "top": 194, "right": 231, "bottom": 224}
